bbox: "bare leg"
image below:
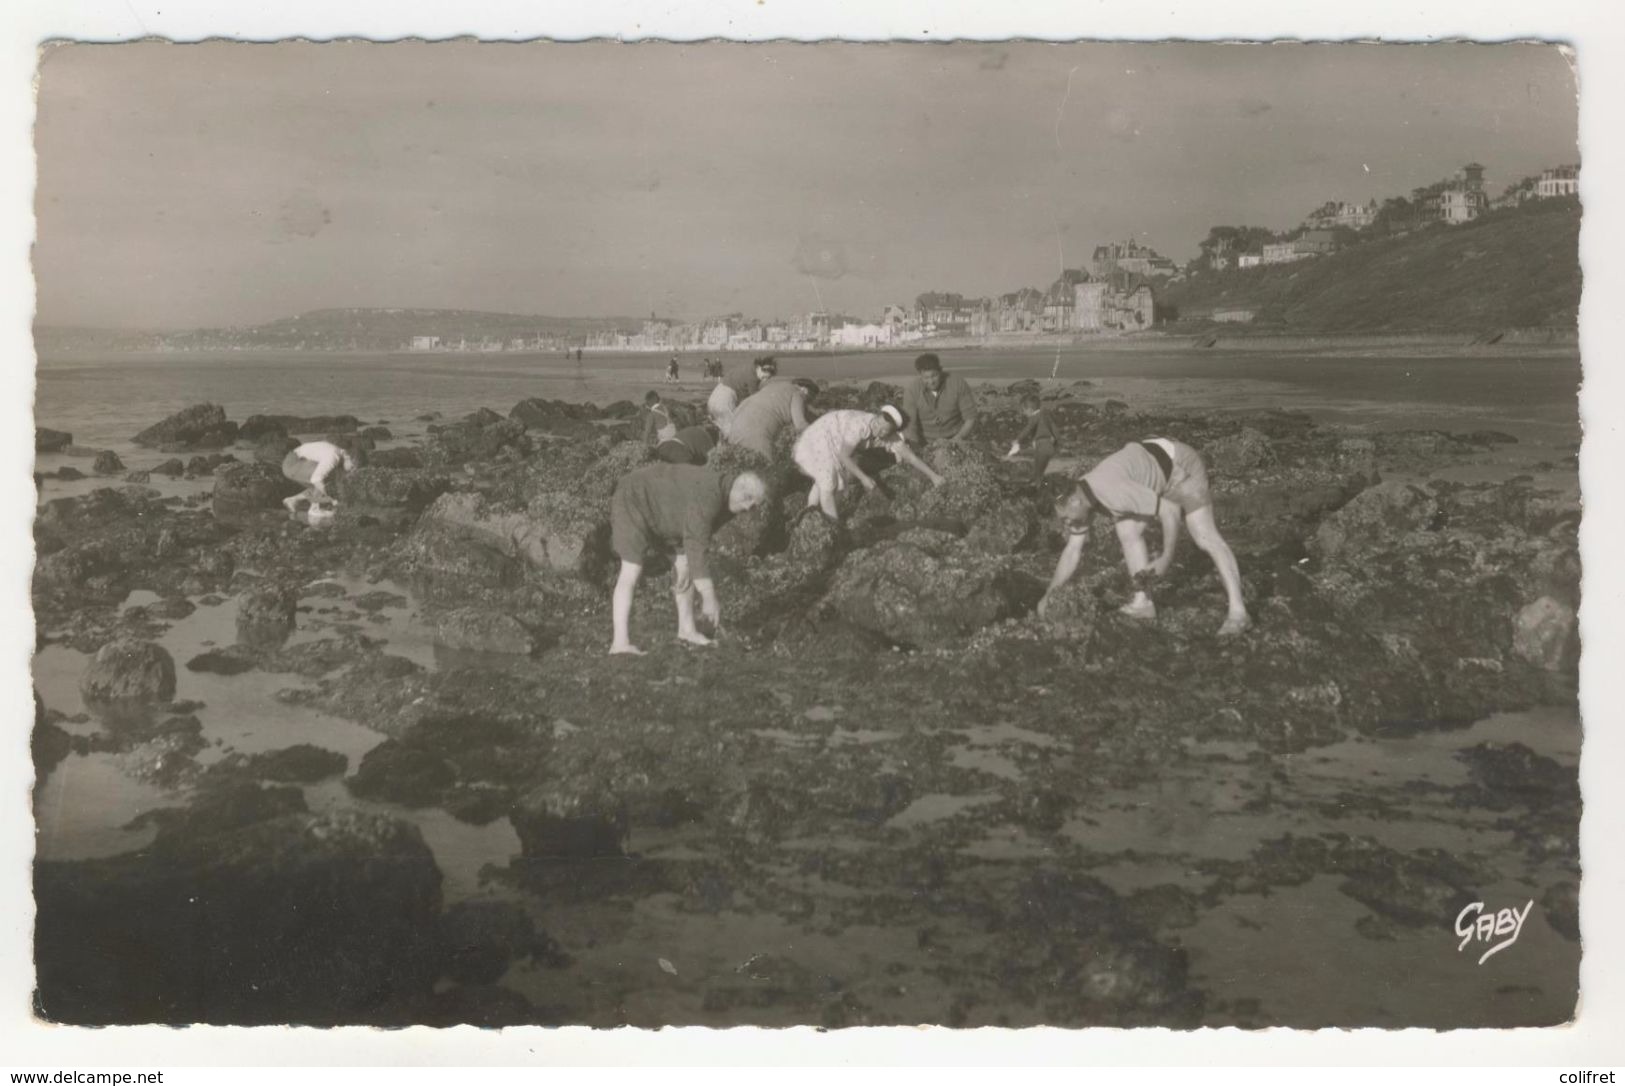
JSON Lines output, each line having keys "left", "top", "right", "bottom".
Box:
{"left": 1114, "top": 518, "right": 1156, "bottom": 620}
{"left": 1185, "top": 505, "right": 1251, "bottom": 635}
{"left": 672, "top": 555, "right": 713, "bottom": 646}
{"left": 818, "top": 481, "right": 841, "bottom": 521}
{"left": 610, "top": 561, "right": 646, "bottom": 654}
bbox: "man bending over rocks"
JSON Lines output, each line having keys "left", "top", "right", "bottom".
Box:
{"left": 281, "top": 440, "right": 357, "bottom": 511}
{"left": 609, "top": 462, "right": 767, "bottom": 655}
{"left": 1038, "top": 437, "right": 1251, "bottom": 637}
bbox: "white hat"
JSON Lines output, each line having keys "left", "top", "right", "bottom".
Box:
{"left": 879, "top": 404, "right": 905, "bottom": 429}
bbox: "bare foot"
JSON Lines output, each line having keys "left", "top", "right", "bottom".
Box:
{"left": 609, "top": 643, "right": 646, "bottom": 656}
{"left": 1119, "top": 598, "right": 1157, "bottom": 621}
{"left": 1217, "top": 613, "right": 1253, "bottom": 637}
{"left": 677, "top": 630, "right": 715, "bottom": 647}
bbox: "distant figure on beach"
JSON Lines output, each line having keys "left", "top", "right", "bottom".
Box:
{"left": 902, "top": 353, "right": 979, "bottom": 447}
{"left": 666, "top": 356, "right": 680, "bottom": 384}
{"left": 1039, "top": 437, "right": 1251, "bottom": 637}
{"left": 726, "top": 376, "right": 816, "bottom": 458}
{"left": 793, "top": 404, "right": 945, "bottom": 522}
{"left": 1004, "top": 392, "right": 1057, "bottom": 482}
{"left": 653, "top": 424, "right": 717, "bottom": 466}
{"left": 609, "top": 463, "right": 767, "bottom": 654}
{"left": 708, "top": 356, "right": 777, "bottom": 437}
{"left": 280, "top": 439, "right": 357, "bottom": 512}
{"left": 642, "top": 390, "right": 680, "bottom": 447}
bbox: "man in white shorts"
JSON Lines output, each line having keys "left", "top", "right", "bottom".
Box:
{"left": 280, "top": 440, "right": 357, "bottom": 512}
{"left": 1037, "top": 437, "right": 1251, "bottom": 637}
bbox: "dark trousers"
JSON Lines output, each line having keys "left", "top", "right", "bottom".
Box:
{"left": 654, "top": 439, "right": 704, "bottom": 465}
{"left": 1030, "top": 438, "right": 1056, "bottom": 481}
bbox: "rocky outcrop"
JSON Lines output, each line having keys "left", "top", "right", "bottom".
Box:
{"left": 34, "top": 810, "right": 443, "bottom": 1025}
{"left": 212, "top": 461, "right": 302, "bottom": 518}
{"left": 133, "top": 403, "right": 238, "bottom": 450}
{"left": 823, "top": 532, "right": 1044, "bottom": 649}
{"left": 1512, "top": 596, "right": 1579, "bottom": 672}
{"left": 337, "top": 466, "right": 451, "bottom": 511}
{"left": 92, "top": 450, "right": 125, "bottom": 475}
{"left": 37, "top": 427, "right": 73, "bottom": 453}
{"left": 79, "top": 639, "right": 176, "bottom": 707}
{"left": 430, "top": 607, "right": 535, "bottom": 655}
{"left": 236, "top": 584, "right": 298, "bottom": 649}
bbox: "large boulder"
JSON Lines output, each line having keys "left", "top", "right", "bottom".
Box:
{"left": 510, "top": 782, "right": 629, "bottom": 860}
{"left": 338, "top": 467, "right": 451, "bottom": 511}
{"left": 509, "top": 398, "right": 601, "bottom": 439}
{"left": 1511, "top": 596, "right": 1579, "bottom": 672}
{"left": 79, "top": 639, "right": 176, "bottom": 707}
{"left": 822, "top": 533, "right": 1044, "bottom": 649}
{"left": 238, "top": 414, "right": 360, "bottom": 441}
{"left": 1312, "top": 480, "right": 1440, "bottom": 559}
{"left": 430, "top": 607, "right": 535, "bottom": 655}
{"left": 422, "top": 416, "right": 530, "bottom": 468}
{"left": 212, "top": 461, "right": 302, "bottom": 518}
{"left": 133, "top": 403, "right": 238, "bottom": 450}
{"left": 236, "top": 585, "right": 299, "bottom": 649}
{"left": 92, "top": 450, "right": 125, "bottom": 475}
{"left": 36, "top": 427, "right": 73, "bottom": 453}
{"left": 251, "top": 432, "right": 299, "bottom": 466}
{"left": 34, "top": 810, "right": 442, "bottom": 1025}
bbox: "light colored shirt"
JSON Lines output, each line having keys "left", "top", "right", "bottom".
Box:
{"left": 292, "top": 441, "right": 354, "bottom": 483}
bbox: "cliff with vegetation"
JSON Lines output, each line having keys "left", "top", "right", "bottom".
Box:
{"left": 1159, "top": 196, "right": 1580, "bottom": 334}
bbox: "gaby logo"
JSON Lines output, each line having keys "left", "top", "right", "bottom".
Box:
{"left": 1455, "top": 900, "right": 1535, "bottom": 964}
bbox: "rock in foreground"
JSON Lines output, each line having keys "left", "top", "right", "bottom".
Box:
{"left": 34, "top": 810, "right": 443, "bottom": 1025}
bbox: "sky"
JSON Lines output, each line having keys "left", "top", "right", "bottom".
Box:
{"left": 32, "top": 40, "right": 1579, "bottom": 329}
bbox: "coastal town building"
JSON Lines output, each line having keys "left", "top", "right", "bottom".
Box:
{"left": 1304, "top": 199, "right": 1378, "bottom": 231}
{"left": 1261, "top": 241, "right": 1309, "bottom": 265}
{"left": 1213, "top": 308, "right": 1256, "bottom": 323}
{"left": 1536, "top": 164, "right": 1579, "bottom": 199}
{"left": 1428, "top": 163, "right": 1489, "bottom": 224}
{"left": 1091, "top": 240, "right": 1178, "bottom": 280}
{"left": 1237, "top": 253, "right": 1263, "bottom": 269}
{"left": 409, "top": 335, "right": 441, "bottom": 351}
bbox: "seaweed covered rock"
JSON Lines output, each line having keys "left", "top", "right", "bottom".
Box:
{"left": 338, "top": 466, "right": 451, "bottom": 511}
{"left": 37, "top": 427, "right": 73, "bottom": 453}
{"left": 236, "top": 584, "right": 299, "bottom": 649}
{"left": 509, "top": 397, "right": 602, "bottom": 439}
{"left": 133, "top": 403, "right": 238, "bottom": 450}
{"left": 510, "top": 781, "right": 630, "bottom": 859}
{"left": 212, "top": 461, "right": 302, "bottom": 518}
{"left": 34, "top": 810, "right": 442, "bottom": 1025}
{"left": 251, "top": 432, "right": 299, "bottom": 466}
{"left": 1511, "top": 596, "right": 1579, "bottom": 672}
{"left": 92, "top": 450, "right": 125, "bottom": 475}
{"left": 430, "top": 607, "right": 535, "bottom": 656}
{"left": 822, "top": 534, "right": 1044, "bottom": 649}
{"left": 79, "top": 639, "right": 176, "bottom": 707}
{"left": 422, "top": 414, "right": 530, "bottom": 468}
{"left": 1312, "top": 480, "right": 1441, "bottom": 558}
{"left": 239, "top": 414, "right": 359, "bottom": 441}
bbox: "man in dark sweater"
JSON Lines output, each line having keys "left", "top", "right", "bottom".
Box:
{"left": 901, "top": 353, "right": 978, "bottom": 447}
{"left": 609, "top": 463, "right": 767, "bottom": 654}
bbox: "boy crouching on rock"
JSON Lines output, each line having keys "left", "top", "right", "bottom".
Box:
{"left": 609, "top": 462, "right": 767, "bottom": 655}
{"left": 1037, "top": 437, "right": 1252, "bottom": 637}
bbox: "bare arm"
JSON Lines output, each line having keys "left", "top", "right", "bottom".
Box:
{"left": 1038, "top": 532, "right": 1088, "bottom": 616}
{"left": 838, "top": 445, "right": 877, "bottom": 490}
{"left": 1150, "top": 502, "right": 1182, "bottom": 575}
{"left": 891, "top": 440, "right": 945, "bottom": 486}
